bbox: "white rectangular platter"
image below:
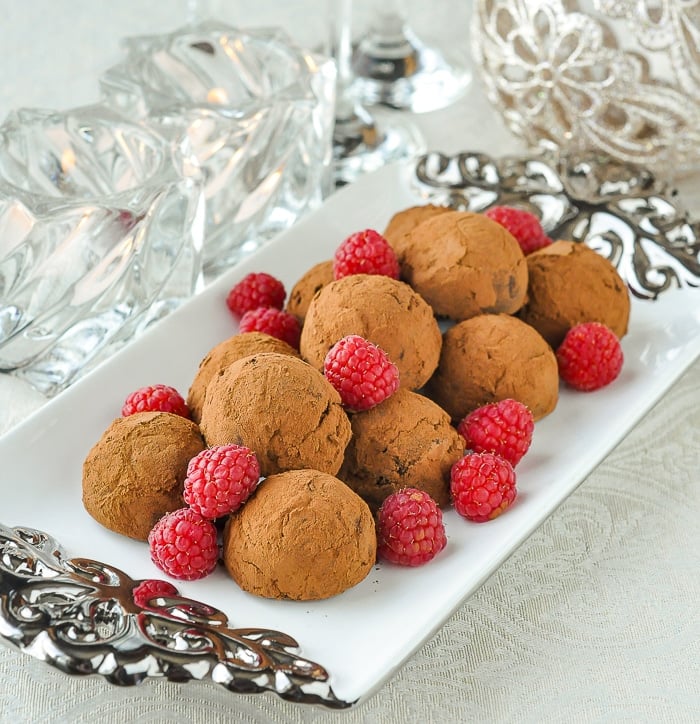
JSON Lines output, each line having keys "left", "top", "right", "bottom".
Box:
{"left": 0, "top": 154, "right": 698, "bottom": 707}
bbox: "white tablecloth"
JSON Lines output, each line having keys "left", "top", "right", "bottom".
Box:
{"left": 1, "top": 3, "right": 699, "bottom": 722}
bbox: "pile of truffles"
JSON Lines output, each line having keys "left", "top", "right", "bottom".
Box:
{"left": 82, "top": 204, "right": 631, "bottom": 601}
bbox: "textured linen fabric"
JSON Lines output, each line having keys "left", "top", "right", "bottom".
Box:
{"left": 1, "top": 2, "right": 699, "bottom": 722}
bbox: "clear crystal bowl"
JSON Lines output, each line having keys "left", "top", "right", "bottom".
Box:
{"left": 100, "top": 21, "right": 336, "bottom": 276}
{"left": 0, "top": 104, "right": 205, "bottom": 396}
{"left": 471, "top": 0, "right": 700, "bottom": 180}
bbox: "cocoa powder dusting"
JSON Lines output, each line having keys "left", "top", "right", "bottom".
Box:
{"left": 299, "top": 274, "right": 442, "bottom": 391}
{"left": 199, "top": 353, "right": 351, "bottom": 477}
{"left": 382, "top": 203, "right": 450, "bottom": 262}
{"left": 399, "top": 210, "right": 528, "bottom": 321}
{"left": 222, "top": 469, "right": 376, "bottom": 600}
{"left": 285, "top": 260, "right": 334, "bottom": 321}
{"left": 339, "top": 388, "right": 465, "bottom": 511}
{"left": 426, "top": 313, "right": 559, "bottom": 422}
{"left": 187, "top": 332, "right": 300, "bottom": 423}
{"left": 82, "top": 411, "right": 205, "bottom": 541}
{"left": 519, "top": 241, "right": 630, "bottom": 348}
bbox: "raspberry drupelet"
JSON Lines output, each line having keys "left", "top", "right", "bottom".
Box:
{"left": 376, "top": 488, "right": 447, "bottom": 566}
{"left": 183, "top": 444, "right": 260, "bottom": 519}
{"left": 323, "top": 334, "right": 400, "bottom": 411}
{"left": 451, "top": 452, "right": 517, "bottom": 522}
{"left": 121, "top": 384, "right": 190, "bottom": 419}
{"left": 148, "top": 508, "right": 219, "bottom": 580}
{"left": 239, "top": 307, "right": 301, "bottom": 350}
{"left": 226, "top": 272, "right": 286, "bottom": 317}
{"left": 556, "top": 321, "right": 624, "bottom": 391}
{"left": 484, "top": 205, "right": 552, "bottom": 255}
{"left": 457, "top": 398, "right": 534, "bottom": 467}
{"left": 333, "top": 229, "right": 400, "bottom": 280}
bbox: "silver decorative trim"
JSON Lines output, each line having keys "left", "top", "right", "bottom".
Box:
{"left": 0, "top": 523, "right": 352, "bottom": 709}
{"left": 414, "top": 150, "right": 700, "bottom": 300}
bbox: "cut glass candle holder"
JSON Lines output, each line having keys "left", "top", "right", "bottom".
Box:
{"left": 99, "top": 21, "right": 336, "bottom": 277}
{"left": 0, "top": 104, "right": 205, "bottom": 396}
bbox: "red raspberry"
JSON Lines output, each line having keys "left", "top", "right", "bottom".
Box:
{"left": 132, "top": 579, "right": 178, "bottom": 608}
{"left": 556, "top": 322, "right": 624, "bottom": 391}
{"left": 323, "top": 334, "right": 400, "bottom": 411}
{"left": 183, "top": 444, "right": 260, "bottom": 519}
{"left": 450, "top": 452, "right": 517, "bottom": 522}
{"left": 148, "top": 508, "right": 219, "bottom": 581}
{"left": 376, "top": 488, "right": 447, "bottom": 567}
{"left": 484, "top": 205, "right": 552, "bottom": 255}
{"left": 122, "top": 384, "right": 190, "bottom": 418}
{"left": 226, "top": 272, "right": 286, "bottom": 317}
{"left": 239, "top": 307, "right": 301, "bottom": 349}
{"left": 457, "top": 398, "right": 534, "bottom": 467}
{"left": 117, "top": 209, "right": 141, "bottom": 231}
{"left": 333, "top": 229, "right": 400, "bottom": 280}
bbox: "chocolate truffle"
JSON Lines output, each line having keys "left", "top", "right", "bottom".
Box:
{"left": 427, "top": 313, "right": 559, "bottom": 422}
{"left": 285, "top": 260, "right": 334, "bottom": 321}
{"left": 518, "top": 240, "right": 631, "bottom": 349}
{"left": 300, "top": 274, "right": 442, "bottom": 390}
{"left": 187, "top": 332, "right": 299, "bottom": 423}
{"left": 82, "top": 411, "right": 205, "bottom": 541}
{"left": 339, "top": 388, "right": 465, "bottom": 511}
{"left": 222, "top": 469, "right": 376, "bottom": 600}
{"left": 199, "top": 352, "right": 351, "bottom": 476}
{"left": 382, "top": 203, "right": 450, "bottom": 260}
{"left": 399, "top": 210, "right": 528, "bottom": 321}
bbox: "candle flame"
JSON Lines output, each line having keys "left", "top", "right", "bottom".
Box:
{"left": 207, "top": 87, "right": 228, "bottom": 104}
{"left": 61, "top": 148, "right": 76, "bottom": 173}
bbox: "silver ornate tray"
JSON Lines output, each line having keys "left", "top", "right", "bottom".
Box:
{"left": 413, "top": 150, "right": 699, "bottom": 299}
{"left": 0, "top": 152, "right": 698, "bottom": 708}
{"left": 0, "top": 524, "right": 347, "bottom": 708}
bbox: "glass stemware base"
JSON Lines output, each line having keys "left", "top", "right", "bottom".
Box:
{"left": 351, "top": 23, "right": 471, "bottom": 113}
{"left": 332, "top": 102, "right": 425, "bottom": 186}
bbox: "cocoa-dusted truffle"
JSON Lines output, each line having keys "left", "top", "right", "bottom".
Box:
{"left": 199, "top": 352, "right": 351, "bottom": 476}
{"left": 339, "top": 388, "right": 464, "bottom": 511}
{"left": 427, "top": 314, "right": 559, "bottom": 422}
{"left": 82, "top": 411, "right": 205, "bottom": 541}
{"left": 300, "top": 274, "right": 441, "bottom": 390}
{"left": 285, "top": 260, "right": 334, "bottom": 321}
{"left": 518, "top": 240, "right": 631, "bottom": 349}
{"left": 382, "top": 203, "right": 450, "bottom": 261}
{"left": 222, "top": 469, "right": 376, "bottom": 600}
{"left": 399, "top": 210, "right": 528, "bottom": 321}
{"left": 187, "top": 332, "right": 299, "bottom": 423}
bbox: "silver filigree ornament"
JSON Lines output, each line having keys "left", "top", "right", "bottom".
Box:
{"left": 0, "top": 523, "right": 351, "bottom": 708}
{"left": 414, "top": 150, "right": 700, "bottom": 299}
{"left": 471, "top": 0, "right": 700, "bottom": 178}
